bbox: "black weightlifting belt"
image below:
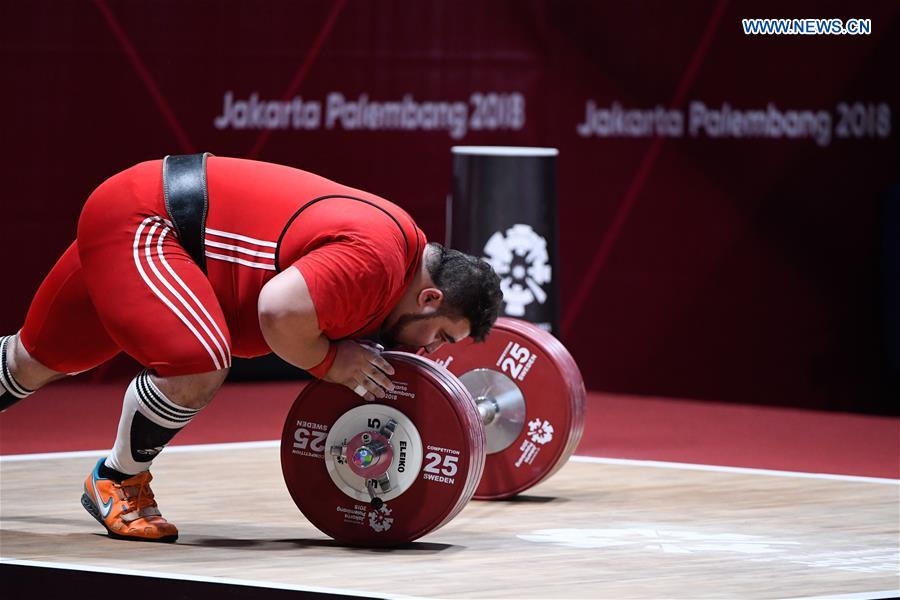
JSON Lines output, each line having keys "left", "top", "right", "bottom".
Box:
{"left": 162, "top": 153, "right": 212, "bottom": 274}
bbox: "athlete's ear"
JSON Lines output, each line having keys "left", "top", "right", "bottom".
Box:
{"left": 416, "top": 287, "right": 444, "bottom": 310}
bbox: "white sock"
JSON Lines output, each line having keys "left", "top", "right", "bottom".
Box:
{"left": 0, "top": 335, "right": 34, "bottom": 408}
{"left": 105, "top": 370, "right": 200, "bottom": 476}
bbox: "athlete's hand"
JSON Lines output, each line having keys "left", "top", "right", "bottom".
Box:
{"left": 324, "top": 340, "right": 396, "bottom": 401}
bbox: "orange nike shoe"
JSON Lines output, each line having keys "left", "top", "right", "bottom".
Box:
{"left": 81, "top": 458, "right": 178, "bottom": 542}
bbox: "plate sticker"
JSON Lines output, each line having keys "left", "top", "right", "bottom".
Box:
{"left": 496, "top": 341, "right": 538, "bottom": 382}
{"left": 337, "top": 503, "right": 368, "bottom": 526}
{"left": 333, "top": 501, "right": 397, "bottom": 532}
{"left": 515, "top": 418, "right": 555, "bottom": 468}
{"left": 368, "top": 505, "right": 395, "bottom": 533}
{"left": 528, "top": 418, "right": 554, "bottom": 445}
{"left": 433, "top": 355, "right": 455, "bottom": 369}
{"left": 515, "top": 439, "right": 540, "bottom": 468}
{"left": 293, "top": 420, "right": 328, "bottom": 459}
{"left": 385, "top": 379, "right": 416, "bottom": 401}
{"left": 422, "top": 444, "right": 460, "bottom": 485}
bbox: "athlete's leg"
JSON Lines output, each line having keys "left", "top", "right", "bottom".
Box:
{"left": 1, "top": 242, "right": 121, "bottom": 411}
{"left": 5, "top": 334, "right": 66, "bottom": 389}
{"left": 76, "top": 164, "right": 232, "bottom": 541}
{"left": 0, "top": 335, "right": 37, "bottom": 408}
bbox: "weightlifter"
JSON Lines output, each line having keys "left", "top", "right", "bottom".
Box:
{"left": 0, "top": 154, "right": 502, "bottom": 542}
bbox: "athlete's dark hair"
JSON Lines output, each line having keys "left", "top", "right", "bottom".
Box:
{"left": 425, "top": 242, "right": 502, "bottom": 342}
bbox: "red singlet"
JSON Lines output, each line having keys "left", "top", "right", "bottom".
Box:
{"left": 19, "top": 157, "right": 425, "bottom": 376}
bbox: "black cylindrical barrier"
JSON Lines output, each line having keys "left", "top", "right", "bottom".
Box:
{"left": 449, "top": 146, "right": 560, "bottom": 335}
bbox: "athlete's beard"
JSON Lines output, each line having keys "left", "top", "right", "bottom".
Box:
{"left": 379, "top": 312, "right": 442, "bottom": 350}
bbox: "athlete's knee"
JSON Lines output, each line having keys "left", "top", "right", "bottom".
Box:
{"left": 4, "top": 332, "right": 67, "bottom": 392}
{"left": 150, "top": 368, "right": 229, "bottom": 410}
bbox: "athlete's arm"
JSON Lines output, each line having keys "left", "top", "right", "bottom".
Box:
{"left": 257, "top": 267, "right": 395, "bottom": 399}
{"left": 258, "top": 267, "right": 329, "bottom": 368}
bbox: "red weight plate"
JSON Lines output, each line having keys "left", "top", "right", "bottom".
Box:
{"left": 426, "top": 318, "right": 585, "bottom": 499}
{"left": 280, "top": 352, "right": 484, "bottom": 546}
{"left": 415, "top": 357, "right": 487, "bottom": 513}
{"left": 498, "top": 319, "right": 586, "bottom": 486}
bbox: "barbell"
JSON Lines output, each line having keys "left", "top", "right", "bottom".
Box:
{"left": 280, "top": 317, "right": 585, "bottom": 546}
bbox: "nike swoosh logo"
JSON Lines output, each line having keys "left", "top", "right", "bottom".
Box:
{"left": 91, "top": 473, "right": 115, "bottom": 518}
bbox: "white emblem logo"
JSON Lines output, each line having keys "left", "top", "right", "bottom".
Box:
{"left": 483, "top": 224, "right": 552, "bottom": 317}
{"left": 528, "top": 418, "right": 554, "bottom": 445}
{"left": 368, "top": 506, "right": 394, "bottom": 533}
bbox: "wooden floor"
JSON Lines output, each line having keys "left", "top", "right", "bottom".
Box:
{"left": 1, "top": 444, "right": 898, "bottom": 599}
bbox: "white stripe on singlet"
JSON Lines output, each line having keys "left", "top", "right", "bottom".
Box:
{"left": 205, "top": 227, "right": 277, "bottom": 248}
{"left": 204, "top": 239, "right": 276, "bottom": 259}
{"left": 132, "top": 218, "right": 227, "bottom": 370}
{"left": 203, "top": 227, "right": 278, "bottom": 270}
{"left": 156, "top": 227, "right": 231, "bottom": 366}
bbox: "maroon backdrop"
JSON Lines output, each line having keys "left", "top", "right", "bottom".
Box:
{"left": 1, "top": 0, "right": 898, "bottom": 414}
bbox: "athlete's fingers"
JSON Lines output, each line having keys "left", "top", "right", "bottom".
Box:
{"left": 363, "top": 373, "right": 388, "bottom": 399}
{"left": 369, "top": 354, "right": 395, "bottom": 377}
{"left": 358, "top": 340, "right": 385, "bottom": 353}
{"left": 365, "top": 364, "right": 394, "bottom": 392}
{"left": 349, "top": 378, "right": 376, "bottom": 401}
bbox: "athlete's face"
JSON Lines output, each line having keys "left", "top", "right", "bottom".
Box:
{"left": 381, "top": 312, "right": 471, "bottom": 354}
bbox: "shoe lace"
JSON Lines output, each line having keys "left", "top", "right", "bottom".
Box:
{"left": 121, "top": 477, "right": 160, "bottom": 517}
